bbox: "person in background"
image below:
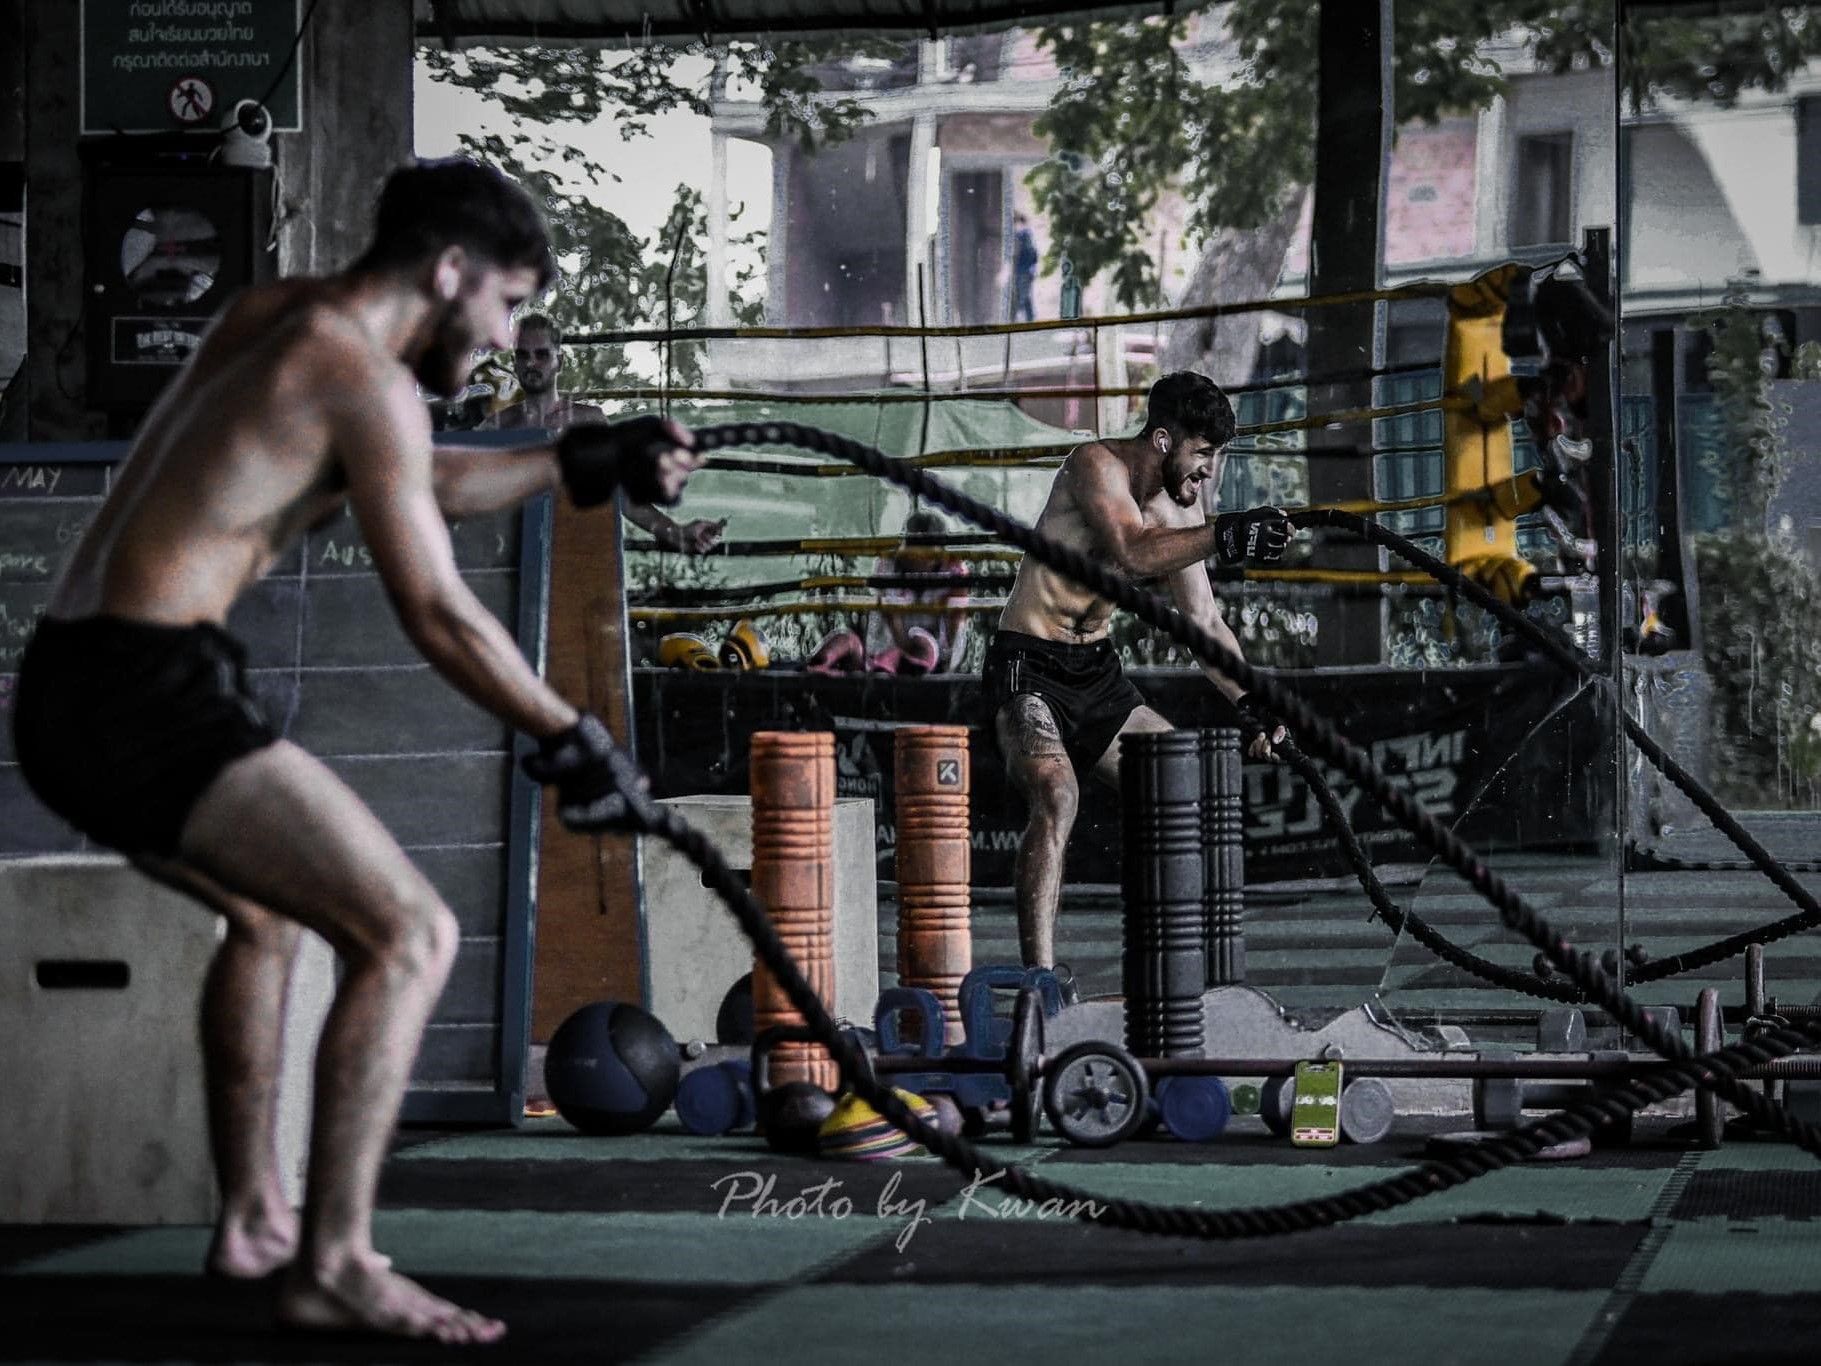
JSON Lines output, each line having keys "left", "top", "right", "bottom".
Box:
{"left": 1011, "top": 212, "right": 1040, "bottom": 324}
{"left": 808, "top": 510, "right": 970, "bottom": 676}
{"left": 486, "top": 312, "right": 723, "bottom": 554}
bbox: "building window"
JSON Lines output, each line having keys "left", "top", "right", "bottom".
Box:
{"left": 1512, "top": 132, "right": 1574, "bottom": 247}
{"left": 1799, "top": 97, "right": 1821, "bottom": 225}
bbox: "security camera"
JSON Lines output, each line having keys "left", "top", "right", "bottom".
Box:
{"left": 219, "top": 99, "right": 273, "bottom": 170}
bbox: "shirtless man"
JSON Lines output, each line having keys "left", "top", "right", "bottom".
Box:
{"left": 10, "top": 157, "right": 696, "bottom": 1345}
{"left": 485, "top": 311, "right": 724, "bottom": 554}
{"left": 980, "top": 370, "right": 1292, "bottom": 967}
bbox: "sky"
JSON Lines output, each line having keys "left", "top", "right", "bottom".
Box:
{"left": 412, "top": 51, "right": 774, "bottom": 267}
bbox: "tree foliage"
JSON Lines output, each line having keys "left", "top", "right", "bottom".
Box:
{"left": 1028, "top": 1, "right": 1818, "bottom": 308}
{"left": 420, "top": 37, "right": 901, "bottom": 150}
{"left": 1029, "top": 2, "right": 1617, "bottom": 308}
{"left": 1690, "top": 284, "right": 1791, "bottom": 534}
{"left": 420, "top": 37, "right": 896, "bottom": 390}
{"left": 1620, "top": 4, "right": 1821, "bottom": 110}
{"left": 1686, "top": 289, "right": 1821, "bottom": 805}
{"left": 421, "top": 4, "right": 1821, "bottom": 325}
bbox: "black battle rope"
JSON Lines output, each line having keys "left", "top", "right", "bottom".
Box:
{"left": 1294, "top": 508, "right": 1821, "bottom": 984}
{"left": 1277, "top": 740, "right": 1584, "bottom": 1003}
{"left": 619, "top": 791, "right": 1819, "bottom": 1237}
{"left": 550, "top": 419, "right": 1821, "bottom": 1239}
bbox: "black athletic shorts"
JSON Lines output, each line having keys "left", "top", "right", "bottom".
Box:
{"left": 12, "top": 615, "right": 278, "bottom": 857}
{"left": 979, "top": 628, "right": 1145, "bottom": 778}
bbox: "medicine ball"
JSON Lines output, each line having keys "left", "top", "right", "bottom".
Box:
{"left": 716, "top": 972, "right": 755, "bottom": 1045}
{"left": 545, "top": 1000, "right": 681, "bottom": 1136}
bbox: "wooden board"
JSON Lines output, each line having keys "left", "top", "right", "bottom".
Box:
{"left": 532, "top": 492, "right": 645, "bottom": 1039}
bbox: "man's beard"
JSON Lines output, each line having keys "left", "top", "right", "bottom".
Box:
{"left": 517, "top": 368, "right": 556, "bottom": 397}
{"left": 415, "top": 302, "right": 476, "bottom": 399}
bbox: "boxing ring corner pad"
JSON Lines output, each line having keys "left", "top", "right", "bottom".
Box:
{"left": 0, "top": 854, "right": 334, "bottom": 1224}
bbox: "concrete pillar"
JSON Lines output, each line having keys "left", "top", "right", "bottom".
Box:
{"left": 1473, "top": 93, "right": 1509, "bottom": 258}
{"left": 22, "top": 0, "right": 99, "bottom": 439}
{"left": 707, "top": 130, "right": 730, "bottom": 327}
{"left": 0, "top": 0, "right": 18, "bottom": 163}
{"left": 1304, "top": 0, "right": 1392, "bottom": 664}
{"left": 905, "top": 113, "right": 938, "bottom": 325}
{"left": 276, "top": 0, "right": 414, "bottom": 275}
{"left": 1096, "top": 322, "right": 1128, "bottom": 436}
{"left": 917, "top": 39, "right": 948, "bottom": 84}
{"left": 1, "top": 0, "right": 22, "bottom": 439}
{"left": 767, "top": 142, "right": 792, "bottom": 324}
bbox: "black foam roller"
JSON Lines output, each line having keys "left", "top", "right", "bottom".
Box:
{"left": 1121, "top": 730, "right": 1206, "bottom": 1057}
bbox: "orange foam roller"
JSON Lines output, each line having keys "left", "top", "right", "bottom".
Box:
{"left": 749, "top": 731, "right": 838, "bottom": 1092}
{"left": 894, "top": 725, "right": 972, "bottom": 1046}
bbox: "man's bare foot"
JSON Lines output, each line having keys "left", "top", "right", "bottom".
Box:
{"left": 207, "top": 1199, "right": 300, "bottom": 1279}
{"left": 279, "top": 1252, "right": 506, "bottom": 1345}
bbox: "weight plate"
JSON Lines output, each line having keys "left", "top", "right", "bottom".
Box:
{"left": 1338, "top": 1077, "right": 1395, "bottom": 1145}
{"left": 1160, "top": 1075, "right": 1232, "bottom": 1142}
{"left": 1009, "top": 986, "right": 1043, "bottom": 1144}
{"left": 1260, "top": 1075, "right": 1294, "bottom": 1137}
{"left": 1042, "top": 1042, "right": 1151, "bottom": 1148}
{"left": 1696, "top": 986, "right": 1725, "bottom": 1150}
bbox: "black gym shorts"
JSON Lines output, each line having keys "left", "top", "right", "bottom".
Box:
{"left": 12, "top": 615, "right": 278, "bottom": 858}
{"left": 979, "top": 628, "right": 1146, "bottom": 779}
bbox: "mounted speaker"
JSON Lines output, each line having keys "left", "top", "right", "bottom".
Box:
{"left": 82, "top": 155, "right": 274, "bottom": 415}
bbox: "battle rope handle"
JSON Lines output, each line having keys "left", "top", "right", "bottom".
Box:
{"left": 1294, "top": 508, "right": 1821, "bottom": 983}
{"left": 598, "top": 752, "right": 1821, "bottom": 1238}
{"left": 678, "top": 422, "right": 1821, "bottom": 1166}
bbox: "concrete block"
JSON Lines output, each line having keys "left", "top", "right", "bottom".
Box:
{"left": 638, "top": 795, "right": 877, "bottom": 1044}
{"left": 0, "top": 855, "right": 332, "bottom": 1224}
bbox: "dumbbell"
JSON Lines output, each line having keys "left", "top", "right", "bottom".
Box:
{"left": 1472, "top": 1050, "right": 1634, "bottom": 1145}
{"left": 675, "top": 1059, "right": 756, "bottom": 1137}
{"left": 1536, "top": 1008, "right": 1586, "bottom": 1053}
{"left": 1153, "top": 1076, "right": 1233, "bottom": 1142}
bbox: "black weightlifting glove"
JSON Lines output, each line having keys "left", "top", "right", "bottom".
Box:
{"left": 522, "top": 712, "right": 647, "bottom": 832}
{"left": 1234, "top": 693, "right": 1290, "bottom": 754}
{"left": 1213, "top": 506, "right": 1293, "bottom": 565}
{"left": 556, "top": 416, "right": 694, "bottom": 509}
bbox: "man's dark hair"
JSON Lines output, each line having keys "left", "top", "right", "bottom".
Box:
{"left": 515, "top": 312, "right": 562, "bottom": 347}
{"left": 353, "top": 157, "right": 556, "bottom": 289}
{"left": 904, "top": 510, "right": 945, "bottom": 538}
{"left": 1140, "top": 371, "right": 1236, "bottom": 449}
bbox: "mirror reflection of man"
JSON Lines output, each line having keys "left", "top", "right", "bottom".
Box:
{"left": 484, "top": 313, "right": 724, "bottom": 554}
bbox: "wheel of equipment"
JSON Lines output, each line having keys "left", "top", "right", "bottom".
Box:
{"left": 1695, "top": 987, "right": 1725, "bottom": 1150}
{"left": 1042, "top": 1041, "right": 1151, "bottom": 1148}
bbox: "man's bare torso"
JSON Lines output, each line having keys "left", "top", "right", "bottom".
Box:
{"left": 998, "top": 440, "right": 1198, "bottom": 643}
{"left": 49, "top": 278, "right": 406, "bottom": 626}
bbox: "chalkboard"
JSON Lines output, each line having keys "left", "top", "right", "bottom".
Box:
{"left": 0, "top": 435, "right": 548, "bottom": 1126}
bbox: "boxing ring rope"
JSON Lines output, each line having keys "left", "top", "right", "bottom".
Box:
{"left": 563, "top": 273, "right": 1478, "bottom": 347}
{"left": 588, "top": 386, "right": 1454, "bottom": 437}
{"left": 560, "top": 419, "right": 1821, "bottom": 1243}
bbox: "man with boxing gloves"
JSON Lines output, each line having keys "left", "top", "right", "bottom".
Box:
{"left": 980, "top": 370, "right": 1291, "bottom": 968}
{"left": 11, "top": 157, "right": 689, "bottom": 1347}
